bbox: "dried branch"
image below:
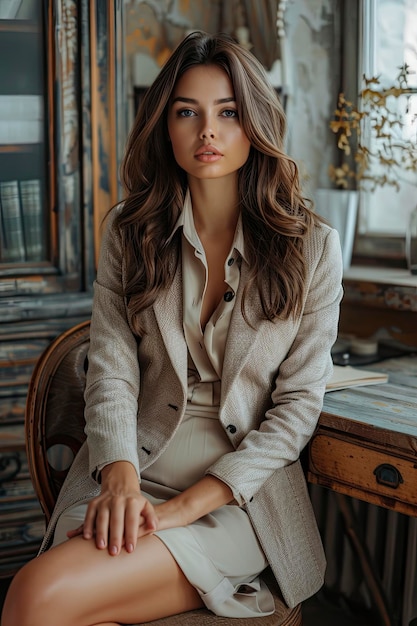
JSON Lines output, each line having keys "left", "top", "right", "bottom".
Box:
{"left": 329, "top": 64, "right": 417, "bottom": 191}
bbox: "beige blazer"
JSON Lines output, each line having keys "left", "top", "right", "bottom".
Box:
{"left": 42, "top": 209, "right": 343, "bottom": 609}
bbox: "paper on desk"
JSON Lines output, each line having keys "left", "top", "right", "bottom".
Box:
{"left": 326, "top": 365, "right": 388, "bottom": 392}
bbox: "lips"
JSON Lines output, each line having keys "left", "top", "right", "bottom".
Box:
{"left": 195, "top": 144, "right": 222, "bottom": 157}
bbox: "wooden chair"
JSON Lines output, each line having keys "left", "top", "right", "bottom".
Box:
{"left": 25, "top": 320, "right": 302, "bottom": 626}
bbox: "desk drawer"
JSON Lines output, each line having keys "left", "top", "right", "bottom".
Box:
{"left": 309, "top": 432, "right": 417, "bottom": 508}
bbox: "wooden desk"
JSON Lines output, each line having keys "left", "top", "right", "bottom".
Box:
{"left": 308, "top": 355, "right": 417, "bottom": 517}
{"left": 307, "top": 355, "right": 417, "bottom": 626}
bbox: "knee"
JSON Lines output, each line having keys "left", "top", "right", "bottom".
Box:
{"left": 1, "top": 558, "right": 64, "bottom": 626}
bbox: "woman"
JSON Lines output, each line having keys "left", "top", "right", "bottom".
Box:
{"left": 2, "top": 31, "right": 343, "bottom": 626}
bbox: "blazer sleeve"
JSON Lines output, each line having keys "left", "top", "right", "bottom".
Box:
{"left": 206, "top": 226, "right": 344, "bottom": 504}
{"left": 84, "top": 209, "right": 141, "bottom": 481}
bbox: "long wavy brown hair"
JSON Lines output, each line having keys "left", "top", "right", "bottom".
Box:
{"left": 116, "top": 31, "right": 321, "bottom": 333}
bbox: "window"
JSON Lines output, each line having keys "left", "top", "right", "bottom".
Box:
{"left": 354, "top": 0, "right": 417, "bottom": 263}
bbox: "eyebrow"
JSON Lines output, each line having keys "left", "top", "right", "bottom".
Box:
{"left": 171, "top": 97, "right": 236, "bottom": 105}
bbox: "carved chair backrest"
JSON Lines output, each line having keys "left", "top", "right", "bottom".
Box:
{"left": 25, "top": 320, "right": 90, "bottom": 522}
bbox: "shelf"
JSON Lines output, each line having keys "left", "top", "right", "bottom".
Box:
{"left": 0, "top": 20, "right": 38, "bottom": 33}
{"left": 0, "top": 425, "right": 25, "bottom": 450}
{"left": 0, "top": 144, "right": 42, "bottom": 154}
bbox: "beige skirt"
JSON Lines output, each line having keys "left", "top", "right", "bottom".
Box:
{"left": 52, "top": 412, "right": 275, "bottom": 618}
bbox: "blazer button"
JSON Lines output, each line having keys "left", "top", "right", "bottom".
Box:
{"left": 224, "top": 291, "right": 235, "bottom": 302}
{"left": 226, "top": 424, "right": 237, "bottom": 434}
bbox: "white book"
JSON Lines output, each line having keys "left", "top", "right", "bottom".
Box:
{"left": 19, "top": 179, "right": 44, "bottom": 261}
{"left": 0, "top": 0, "right": 23, "bottom": 19}
{"left": 326, "top": 365, "right": 388, "bottom": 393}
{"left": 0, "top": 119, "right": 43, "bottom": 144}
{"left": 0, "top": 180, "right": 25, "bottom": 262}
{"left": 0, "top": 95, "right": 43, "bottom": 121}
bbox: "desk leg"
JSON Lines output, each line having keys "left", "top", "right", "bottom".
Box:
{"left": 402, "top": 517, "right": 417, "bottom": 626}
{"left": 336, "top": 493, "right": 393, "bottom": 626}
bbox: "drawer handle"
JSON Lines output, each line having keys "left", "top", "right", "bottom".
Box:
{"left": 373, "top": 463, "right": 403, "bottom": 489}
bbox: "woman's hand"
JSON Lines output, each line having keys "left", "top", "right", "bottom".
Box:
{"left": 137, "top": 475, "right": 234, "bottom": 538}
{"left": 67, "top": 471, "right": 234, "bottom": 550}
{"left": 67, "top": 461, "right": 158, "bottom": 555}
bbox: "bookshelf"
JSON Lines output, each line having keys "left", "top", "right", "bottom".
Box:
{"left": 0, "top": 10, "right": 46, "bottom": 266}
{"left": 0, "top": 0, "right": 124, "bottom": 577}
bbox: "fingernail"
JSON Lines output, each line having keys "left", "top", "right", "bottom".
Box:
{"left": 127, "top": 543, "right": 134, "bottom": 553}
{"left": 110, "top": 545, "right": 118, "bottom": 555}
{"left": 98, "top": 539, "right": 105, "bottom": 548}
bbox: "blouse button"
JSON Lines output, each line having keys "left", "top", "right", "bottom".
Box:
{"left": 226, "top": 424, "right": 237, "bottom": 434}
{"left": 227, "top": 258, "right": 234, "bottom": 266}
{"left": 224, "top": 291, "right": 235, "bottom": 302}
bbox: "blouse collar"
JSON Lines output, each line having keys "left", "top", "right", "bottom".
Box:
{"left": 167, "top": 189, "right": 247, "bottom": 262}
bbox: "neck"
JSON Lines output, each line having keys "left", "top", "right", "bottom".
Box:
{"left": 188, "top": 177, "right": 240, "bottom": 236}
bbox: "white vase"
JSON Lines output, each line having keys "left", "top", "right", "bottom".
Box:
{"left": 313, "top": 188, "right": 359, "bottom": 270}
{"left": 406, "top": 205, "right": 417, "bottom": 275}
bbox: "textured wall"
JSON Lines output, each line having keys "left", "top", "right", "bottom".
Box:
{"left": 284, "top": 0, "right": 341, "bottom": 196}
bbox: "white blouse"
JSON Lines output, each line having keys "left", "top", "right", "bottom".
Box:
{"left": 179, "top": 190, "right": 246, "bottom": 414}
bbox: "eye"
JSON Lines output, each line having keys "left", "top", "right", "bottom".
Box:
{"left": 177, "top": 108, "right": 196, "bottom": 117}
{"left": 221, "top": 109, "right": 238, "bottom": 118}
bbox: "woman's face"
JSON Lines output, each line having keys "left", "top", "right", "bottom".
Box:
{"left": 167, "top": 64, "right": 251, "bottom": 183}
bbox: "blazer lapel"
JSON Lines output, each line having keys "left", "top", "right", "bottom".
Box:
{"left": 153, "top": 262, "right": 188, "bottom": 394}
{"left": 221, "top": 261, "right": 262, "bottom": 403}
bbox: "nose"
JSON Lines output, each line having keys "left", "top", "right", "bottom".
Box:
{"left": 199, "top": 114, "right": 216, "bottom": 141}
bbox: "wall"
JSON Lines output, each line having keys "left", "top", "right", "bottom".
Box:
{"left": 284, "top": 0, "right": 341, "bottom": 196}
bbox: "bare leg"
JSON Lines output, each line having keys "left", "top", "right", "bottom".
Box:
{"left": 1, "top": 534, "right": 203, "bottom": 626}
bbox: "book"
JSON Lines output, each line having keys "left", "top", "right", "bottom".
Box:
{"left": 19, "top": 179, "right": 44, "bottom": 261}
{"left": 0, "top": 180, "right": 25, "bottom": 262}
{"left": 0, "top": 119, "right": 43, "bottom": 144}
{"left": 326, "top": 365, "right": 388, "bottom": 393}
{"left": 0, "top": 95, "right": 43, "bottom": 121}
